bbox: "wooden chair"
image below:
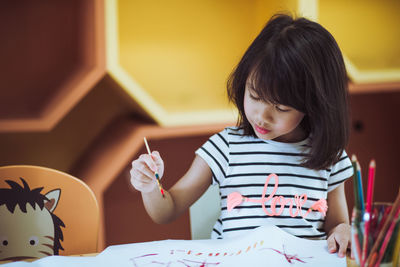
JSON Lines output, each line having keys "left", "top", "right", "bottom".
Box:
{"left": 0, "top": 165, "right": 99, "bottom": 261}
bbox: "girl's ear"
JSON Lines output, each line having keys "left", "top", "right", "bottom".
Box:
{"left": 44, "top": 189, "right": 61, "bottom": 212}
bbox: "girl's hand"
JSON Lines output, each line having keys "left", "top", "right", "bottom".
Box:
{"left": 327, "top": 223, "right": 352, "bottom": 258}
{"left": 130, "top": 151, "right": 164, "bottom": 193}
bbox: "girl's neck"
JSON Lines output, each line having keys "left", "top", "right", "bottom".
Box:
{"left": 272, "top": 126, "right": 308, "bottom": 143}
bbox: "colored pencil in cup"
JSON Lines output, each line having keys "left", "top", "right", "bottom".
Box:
{"left": 365, "top": 188, "right": 400, "bottom": 266}
{"left": 366, "top": 160, "right": 376, "bottom": 217}
{"left": 361, "top": 159, "right": 376, "bottom": 266}
{"left": 392, "top": 227, "right": 400, "bottom": 267}
{"left": 356, "top": 161, "right": 365, "bottom": 214}
{"left": 143, "top": 137, "right": 165, "bottom": 198}
{"left": 353, "top": 231, "right": 362, "bottom": 264}
{"left": 374, "top": 203, "right": 400, "bottom": 267}
{"left": 351, "top": 155, "right": 360, "bottom": 210}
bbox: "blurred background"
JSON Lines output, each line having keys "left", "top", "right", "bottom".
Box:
{"left": 1, "top": 0, "right": 399, "bottom": 252}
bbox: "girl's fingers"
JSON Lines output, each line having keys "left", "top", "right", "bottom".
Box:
{"left": 130, "top": 169, "right": 152, "bottom": 184}
{"left": 327, "top": 230, "right": 349, "bottom": 258}
{"left": 151, "top": 151, "right": 164, "bottom": 177}
{"left": 337, "top": 240, "right": 347, "bottom": 258}
{"left": 327, "top": 235, "right": 337, "bottom": 254}
{"left": 136, "top": 155, "right": 157, "bottom": 177}
{"left": 152, "top": 150, "right": 161, "bottom": 161}
{"left": 130, "top": 153, "right": 164, "bottom": 192}
{"left": 130, "top": 169, "right": 156, "bottom": 192}
{"left": 139, "top": 154, "right": 158, "bottom": 173}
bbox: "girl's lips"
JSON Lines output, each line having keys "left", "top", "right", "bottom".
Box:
{"left": 255, "top": 125, "right": 270, "bottom": 135}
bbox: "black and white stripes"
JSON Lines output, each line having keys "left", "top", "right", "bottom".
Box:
{"left": 195, "top": 127, "right": 353, "bottom": 240}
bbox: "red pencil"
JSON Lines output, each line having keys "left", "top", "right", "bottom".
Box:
{"left": 361, "top": 160, "right": 376, "bottom": 266}
{"left": 366, "top": 160, "right": 376, "bottom": 216}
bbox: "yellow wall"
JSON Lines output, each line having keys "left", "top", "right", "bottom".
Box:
{"left": 319, "top": 0, "right": 400, "bottom": 71}
{"left": 117, "top": 0, "right": 298, "bottom": 113}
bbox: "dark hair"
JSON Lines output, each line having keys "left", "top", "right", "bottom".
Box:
{"left": 227, "top": 14, "right": 349, "bottom": 170}
{"left": 0, "top": 178, "right": 65, "bottom": 255}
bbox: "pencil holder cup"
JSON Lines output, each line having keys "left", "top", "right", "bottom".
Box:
{"left": 351, "top": 202, "right": 400, "bottom": 267}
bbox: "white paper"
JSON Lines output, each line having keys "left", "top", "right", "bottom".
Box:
{"left": 1, "top": 224, "right": 346, "bottom": 267}
{"left": 97, "top": 224, "right": 345, "bottom": 267}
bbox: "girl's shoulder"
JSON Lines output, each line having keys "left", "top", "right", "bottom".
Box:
{"left": 223, "top": 126, "right": 245, "bottom": 136}
{"left": 219, "top": 126, "right": 253, "bottom": 142}
{"left": 209, "top": 127, "right": 261, "bottom": 150}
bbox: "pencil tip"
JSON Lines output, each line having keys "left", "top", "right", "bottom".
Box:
{"left": 370, "top": 159, "right": 376, "bottom": 167}
{"left": 356, "top": 161, "right": 361, "bottom": 170}
{"left": 155, "top": 173, "right": 160, "bottom": 180}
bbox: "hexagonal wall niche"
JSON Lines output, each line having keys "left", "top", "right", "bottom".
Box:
{"left": 318, "top": 0, "right": 400, "bottom": 89}
{"left": 106, "top": 0, "right": 306, "bottom": 126}
{"left": 0, "top": 0, "right": 105, "bottom": 132}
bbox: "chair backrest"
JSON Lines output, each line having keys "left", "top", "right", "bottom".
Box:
{"left": 0, "top": 165, "right": 99, "bottom": 261}
{"left": 189, "top": 185, "right": 221, "bottom": 240}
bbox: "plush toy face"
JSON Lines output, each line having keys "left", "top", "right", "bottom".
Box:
{"left": 0, "top": 178, "right": 65, "bottom": 262}
{"left": 0, "top": 203, "right": 55, "bottom": 261}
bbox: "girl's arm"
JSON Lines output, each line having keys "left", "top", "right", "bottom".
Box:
{"left": 324, "top": 182, "right": 351, "bottom": 258}
{"left": 141, "top": 154, "right": 213, "bottom": 224}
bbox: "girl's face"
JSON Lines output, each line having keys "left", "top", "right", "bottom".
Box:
{"left": 243, "top": 83, "right": 306, "bottom": 143}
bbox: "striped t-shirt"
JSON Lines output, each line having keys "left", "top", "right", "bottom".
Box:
{"left": 195, "top": 127, "right": 353, "bottom": 240}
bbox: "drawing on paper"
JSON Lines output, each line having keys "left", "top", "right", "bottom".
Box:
{"left": 262, "top": 245, "right": 313, "bottom": 264}
{"left": 128, "top": 240, "right": 314, "bottom": 266}
{"left": 130, "top": 253, "right": 221, "bottom": 266}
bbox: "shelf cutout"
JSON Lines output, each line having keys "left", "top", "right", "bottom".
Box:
{"left": 0, "top": 0, "right": 105, "bottom": 132}
{"left": 106, "top": 0, "right": 304, "bottom": 126}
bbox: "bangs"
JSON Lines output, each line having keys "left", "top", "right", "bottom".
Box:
{"left": 249, "top": 39, "right": 308, "bottom": 113}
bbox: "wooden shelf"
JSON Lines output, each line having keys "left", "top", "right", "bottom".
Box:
{"left": 0, "top": 0, "right": 105, "bottom": 132}
{"left": 0, "top": 75, "right": 139, "bottom": 174}
{"left": 349, "top": 81, "right": 400, "bottom": 94}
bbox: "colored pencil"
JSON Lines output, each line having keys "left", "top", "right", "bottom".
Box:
{"left": 369, "top": 252, "right": 377, "bottom": 267}
{"left": 351, "top": 155, "right": 360, "bottom": 210}
{"left": 143, "top": 137, "right": 165, "bottom": 198}
{"left": 360, "top": 160, "right": 375, "bottom": 266}
{"left": 356, "top": 161, "right": 365, "bottom": 214}
{"left": 351, "top": 155, "right": 365, "bottom": 258}
{"left": 365, "top": 188, "right": 400, "bottom": 266}
{"left": 392, "top": 229, "right": 400, "bottom": 267}
{"left": 374, "top": 204, "right": 400, "bottom": 267}
{"left": 374, "top": 206, "right": 390, "bottom": 240}
{"left": 353, "top": 231, "right": 362, "bottom": 264}
{"left": 366, "top": 160, "right": 376, "bottom": 217}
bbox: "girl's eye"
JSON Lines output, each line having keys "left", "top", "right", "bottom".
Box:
{"left": 29, "top": 236, "right": 39, "bottom": 246}
{"left": 275, "top": 105, "right": 290, "bottom": 112}
{"left": 249, "top": 93, "right": 261, "bottom": 101}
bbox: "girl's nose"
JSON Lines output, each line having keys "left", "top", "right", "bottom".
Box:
{"left": 260, "top": 103, "right": 274, "bottom": 123}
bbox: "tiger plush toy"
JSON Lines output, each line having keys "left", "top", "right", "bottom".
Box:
{"left": 0, "top": 178, "right": 65, "bottom": 261}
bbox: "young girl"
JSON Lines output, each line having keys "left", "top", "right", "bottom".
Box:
{"left": 130, "top": 14, "right": 353, "bottom": 258}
